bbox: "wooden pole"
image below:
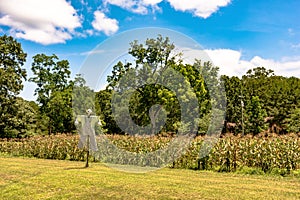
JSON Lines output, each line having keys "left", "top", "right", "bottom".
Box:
{"left": 85, "top": 135, "right": 90, "bottom": 168}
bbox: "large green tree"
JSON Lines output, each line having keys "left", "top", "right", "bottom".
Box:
{"left": 97, "top": 35, "right": 219, "bottom": 135}
{"left": 30, "top": 54, "right": 73, "bottom": 134}
{"left": 0, "top": 35, "right": 27, "bottom": 138}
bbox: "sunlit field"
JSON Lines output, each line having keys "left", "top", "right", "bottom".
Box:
{"left": 1, "top": 157, "right": 299, "bottom": 200}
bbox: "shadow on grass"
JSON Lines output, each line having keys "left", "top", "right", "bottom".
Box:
{"left": 64, "top": 166, "right": 89, "bottom": 170}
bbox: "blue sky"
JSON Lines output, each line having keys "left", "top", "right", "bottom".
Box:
{"left": 0, "top": 0, "right": 300, "bottom": 100}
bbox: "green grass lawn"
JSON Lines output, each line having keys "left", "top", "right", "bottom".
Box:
{"left": 0, "top": 157, "right": 299, "bottom": 200}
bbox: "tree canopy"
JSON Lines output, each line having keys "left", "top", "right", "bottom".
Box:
{"left": 97, "top": 35, "right": 223, "bottom": 136}
{"left": 29, "top": 54, "right": 73, "bottom": 135}
{"left": 0, "top": 35, "right": 28, "bottom": 138}
{"left": 0, "top": 34, "right": 299, "bottom": 138}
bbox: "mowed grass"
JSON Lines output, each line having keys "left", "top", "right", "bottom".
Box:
{"left": 0, "top": 157, "right": 299, "bottom": 200}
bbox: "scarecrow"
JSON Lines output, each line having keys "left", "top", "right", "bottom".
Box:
{"left": 75, "top": 109, "right": 101, "bottom": 152}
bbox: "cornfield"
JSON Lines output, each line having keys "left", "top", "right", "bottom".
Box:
{"left": 173, "top": 134, "right": 300, "bottom": 173}
{"left": 0, "top": 134, "right": 86, "bottom": 161}
{"left": 0, "top": 133, "right": 299, "bottom": 173}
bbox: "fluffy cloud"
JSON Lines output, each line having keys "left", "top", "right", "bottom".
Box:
{"left": 0, "top": 0, "right": 81, "bottom": 45}
{"left": 104, "top": 0, "right": 162, "bottom": 14}
{"left": 104, "top": 0, "right": 231, "bottom": 17}
{"left": 181, "top": 47, "right": 300, "bottom": 77}
{"left": 166, "top": 0, "right": 231, "bottom": 18}
{"left": 204, "top": 49, "right": 248, "bottom": 76}
{"left": 205, "top": 49, "right": 300, "bottom": 77}
{"left": 0, "top": 0, "right": 233, "bottom": 44}
{"left": 249, "top": 56, "right": 300, "bottom": 77}
{"left": 92, "top": 11, "right": 119, "bottom": 36}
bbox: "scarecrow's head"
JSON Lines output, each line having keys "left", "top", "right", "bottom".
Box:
{"left": 86, "top": 109, "right": 93, "bottom": 116}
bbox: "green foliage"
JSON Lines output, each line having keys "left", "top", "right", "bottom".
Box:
{"left": 30, "top": 54, "right": 71, "bottom": 110}
{"left": 48, "top": 88, "right": 75, "bottom": 133}
{"left": 222, "top": 75, "right": 242, "bottom": 133}
{"left": 95, "top": 89, "right": 121, "bottom": 134}
{"left": 72, "top": 74, "right": 95, "bottom": 115}
{"left": 1, "top": 35, "right": 299, "bottom": 137}
{"left": 222, "top": 67, "right": 300, "bottom": 134}
{"left": 284, "top": 108, "right": 300, "bottom": 133}
{"left": 0, "top": 35, "right": 27, "bottom": 138}
{"left": 245, "top": 96, "right": 267, "bottom": 135}
{"left": 97, "top": 35, "right": 221, "bottom": 135}
{"left": 29, "top": 54, "right": 74, "bottom": 134}
{"left": 8, "top": 98, "right": 38, "bottom": 138}
{"left": 110, "top": 35, "right": 185, "bottom": 135}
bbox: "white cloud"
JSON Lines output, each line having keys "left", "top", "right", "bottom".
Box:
{"left": 86, "top": 29, "right": 94, "bottom": 36}
{"left": 0, "top": 0, "right": 234, "bottom": 45}
{"left": 181, "top": 48, "right": 300, "bottom": 77}
{"left": 249, "top": 56, "right": 300, "bottom": 77}
{"left": 204, "top": 49, "right": 249, "bottom": 76}
{"left": 0, "top": 0, "right": 81, "bottom": 45}
{"left": 204, "top": 49, "right": 300, "bottom": 77}
{"left": 166, "top": 0, "right": 231, "bottom": 18}
{"left": 92, "top": 11, "right": 119, "bottom": 36}
{"left": 104, "top": 0, "right": 230, "bottom": 17}
{"left": 104, "top": 0, "right": 162, "bottom": 14}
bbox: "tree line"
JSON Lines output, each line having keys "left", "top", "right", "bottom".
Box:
{"left": 222, "top": 68, "right": 300, "bottom": 134}
{"left": 0, "top": 34, "right": 299, "bottom": 138}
